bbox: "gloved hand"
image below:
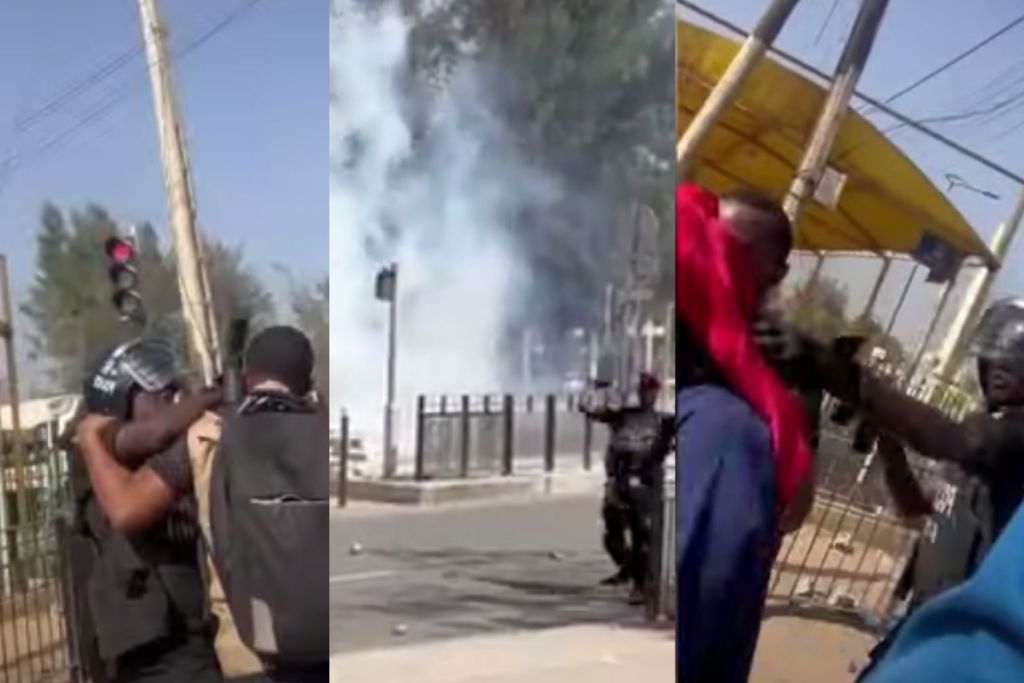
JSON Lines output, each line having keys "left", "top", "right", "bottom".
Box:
{"left": 811, "top": 336, "right": 866, "bottom": 405}
{"left": 752, "top": 312, "right": 806, "bottom": 365}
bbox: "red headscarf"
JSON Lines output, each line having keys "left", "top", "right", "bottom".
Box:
{"left": 676, "top": 183, "right": 812, "bottom": 511}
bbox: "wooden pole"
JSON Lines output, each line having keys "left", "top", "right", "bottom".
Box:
{"left": 782, "top": 0, "right": 890, "bottom": 225}
{"left": 676, "top": 0, "right": 802, "bottom": 178}
{"left": 137, "top": 0, "right": 221, "bottom": 383}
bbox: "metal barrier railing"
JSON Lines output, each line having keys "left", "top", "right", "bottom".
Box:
{"left": 0, "top": 518, "right": 72, "bottom": 683}
{"left": 766, "top": 420, "right": 948, "bottom": 630}
{"left": 332, "top": 395, "right": 612, "bottom": 505}
{"left": 412, "top": 393, "right": 608, "bottom": 481}
{"left": 0, "top": 424, "right": 75, "bottom": 683}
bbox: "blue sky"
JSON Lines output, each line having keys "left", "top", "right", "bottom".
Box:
{"left": 0, "top": 0, "right": 326, "bottom": 390}
{"left": 681, "top": 0, "right": 1024, "bottom": 360}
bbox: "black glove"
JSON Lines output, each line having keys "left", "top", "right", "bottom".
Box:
{"left": 752, "top": 313, "right": 805, "bottom": 365}
{"left": 812, "top": 337, "right": 865, "bottom": 405}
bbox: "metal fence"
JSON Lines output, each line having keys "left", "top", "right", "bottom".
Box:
{"left": 0, "top": 423, "right": 75, "bottom": 683}
{"left": 412, "top": 394, "right": 610, "bottom": 480}
{"left": 765, "top": 393, "right": 971, "bottom": 630}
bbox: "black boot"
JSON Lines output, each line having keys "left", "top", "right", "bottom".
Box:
{"left": 600, "top": 568, "right": 631, "bottom": 586}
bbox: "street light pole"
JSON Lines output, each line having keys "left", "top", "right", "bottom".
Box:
{"left": 375, "top": 263, "right": 399, "bottom": 478}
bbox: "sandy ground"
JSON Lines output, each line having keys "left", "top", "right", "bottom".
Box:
{"left": 0, "top": 593, "right": 69, "bottom": 682}
{"left": 751, "top": 505, "right": 906, "bottom": 682}
{"left": 769, "top": 508, "right": 911, "bottom": 616}
{"left": 752, "top": 615, "right": 878, "bottom": 683}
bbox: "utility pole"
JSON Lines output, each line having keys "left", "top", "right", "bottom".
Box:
{"left": 782, "top": 0, "right": 890, "bottom": 225}
{"left": 933, "top": 185, "right": 1024, "bottom": 381}
{"left": 676, "top": 0, "right": 801, "bottom": 178}
{"left": 137, "top": 0, "right": 221, "bottom": 384}
{"left": 0, "top": 255, "right": 28, "bottom": 528}
{"left": 907, "top": 268, "right": 961, "bottom": 386}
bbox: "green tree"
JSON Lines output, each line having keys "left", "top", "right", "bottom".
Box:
{"left": 22, "top": 203, "right": 274, "bottom": 391}
{"left": 406, "top": 0, "right": 674, "bottom": 326}
{"left": 786, "top": 277, "right": 850, "bottom": 342}
{"left": 784, "top": 275, "right": 907, "bottom": 367}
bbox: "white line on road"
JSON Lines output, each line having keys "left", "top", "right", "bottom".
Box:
{"left": 330, "top": 570, "right": 401, "bottom": 585}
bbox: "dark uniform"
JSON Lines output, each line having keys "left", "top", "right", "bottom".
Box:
{"left": 585, "top": 375, "right": 673, "bottom": 599}
{"left": 847, "top": 299, "right": 1024, "bottom": 680}
{"left": 69, "top": 340, "right": 221, "bottom": 683}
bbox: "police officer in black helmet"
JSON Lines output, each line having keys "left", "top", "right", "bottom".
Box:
{"left": 827, "top": 298, "right": 1024, "bottom": 680}
{"left": 584, "top": 372, "right": 674, "bottom": 604}
{"left": 67, "top": 338, "right": 223, "bottom": 683}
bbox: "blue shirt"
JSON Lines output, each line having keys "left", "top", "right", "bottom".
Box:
{"left": 677, "top": 385, "right": 778, "bottom": 683}
{"left": 864, "top": 497, "right": 1024, "bottom": 682}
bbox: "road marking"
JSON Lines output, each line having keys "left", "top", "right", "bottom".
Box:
{"left": 330, "top": 570, "right": 400, "bottom": 585}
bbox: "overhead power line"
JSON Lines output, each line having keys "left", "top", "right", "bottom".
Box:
{"left": 676, "top": 0, "right": 1024, "bottom": 186}
{"left": 1, "top": 0, "right": 268, "bottom": 185}
{"left": 16, "top": 45, "right": 142, "bottom": 134}
{"left": 860, "top": 10, "right": 1024, "bottom": 115}
{"left": 812, "top": 0, "right": 842, "bottom": 48}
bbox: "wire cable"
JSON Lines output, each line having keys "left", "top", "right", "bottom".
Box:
{"left": 812, "top": 0, "right": 842, "bottom": 48}
{"left": 860, "top": 10, "right": 1024, "bottom": 117}
{"left": 2, "top": 0, "right": 269, "bottom": 185}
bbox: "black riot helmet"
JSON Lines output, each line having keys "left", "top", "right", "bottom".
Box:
{"left": 969, "top": 297, "right": 1024, "bottom": 406}
{"left": 83, "top": 338, "right": 181, "bottom": 419}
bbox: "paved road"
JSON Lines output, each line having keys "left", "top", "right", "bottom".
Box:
{"left": 329, "top": 494, "right": 649, "bottom": 654}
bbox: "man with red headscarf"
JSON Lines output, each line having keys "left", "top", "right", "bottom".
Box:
{"left": 676, "top": 183, "right": 815, "bottom": 682}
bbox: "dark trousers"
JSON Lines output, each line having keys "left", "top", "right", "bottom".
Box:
{"left": 113, "top": 631, "right": 223, "bottom": 683}
{"left": 233, "top": 661, "right": 329, "bottom": 683}
{"left": 602, "top": 479, "right": 654, "bottom": 586}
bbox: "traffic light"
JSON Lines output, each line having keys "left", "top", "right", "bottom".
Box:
{"left": 104, "top": 236, "right": 146, "bottom": 324}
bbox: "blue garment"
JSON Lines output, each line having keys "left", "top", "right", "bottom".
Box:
{"left": 677, "top": 385, "right": 778, "bottom": 683}
{"left": 863, "top": 499, "right": 1024, "bottom": 683}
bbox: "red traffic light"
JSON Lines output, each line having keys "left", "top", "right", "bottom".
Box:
{"left": 105, "top": 237, "right": 136, "bottom": 264}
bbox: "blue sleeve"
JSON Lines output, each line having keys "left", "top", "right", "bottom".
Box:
{"left": 864, "top": 502, "right": 1024, "bottom": 682}
{"left": 677, "top": 399, "right": 777, "bottom": 683}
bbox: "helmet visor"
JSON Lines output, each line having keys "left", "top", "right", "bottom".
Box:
{"left": 120, "top": 340, "right": 181, "bottom": 393}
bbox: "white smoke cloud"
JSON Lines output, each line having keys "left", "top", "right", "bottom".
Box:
{"left": 329, "top": 0, "right": 557, "bottom": 470}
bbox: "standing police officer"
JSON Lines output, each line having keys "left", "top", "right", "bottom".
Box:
{"left": 68, "top": 339, "right": 223, "bottom": 683}
{"left": 583, "top": 372, "right": 673, "bottom": 603}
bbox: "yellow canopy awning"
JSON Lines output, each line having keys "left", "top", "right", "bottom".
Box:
{"left": 677, "top": 20, "right": 994, "bottom": 265}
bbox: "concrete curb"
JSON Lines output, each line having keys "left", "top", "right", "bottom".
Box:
{"left": 337, "top": 471, "right": 605, "bottom": 507}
